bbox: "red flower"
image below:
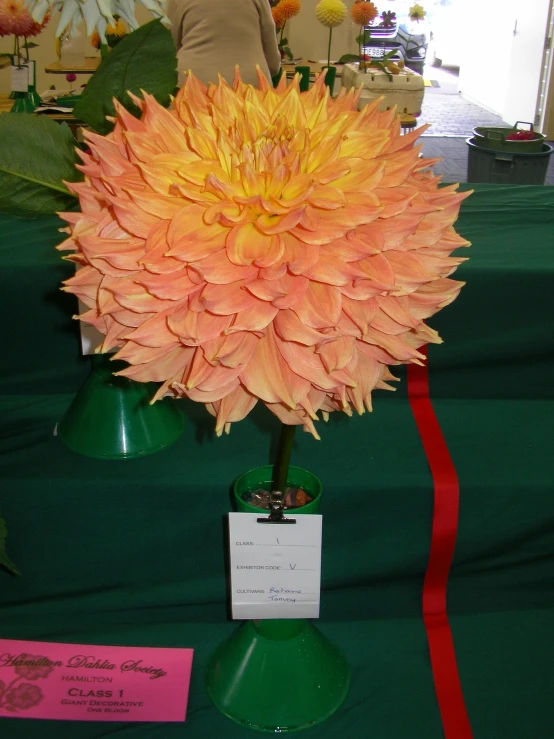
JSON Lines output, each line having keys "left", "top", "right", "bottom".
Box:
{"left": 13, "top": 654, "right": 54, "bottom": 680}
{"left": 4, "top": 683, "right": 44, "bottom": 711}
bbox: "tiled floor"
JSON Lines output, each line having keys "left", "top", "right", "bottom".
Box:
{"left": 417, "top": 65, "right": 554, "bottom": 185}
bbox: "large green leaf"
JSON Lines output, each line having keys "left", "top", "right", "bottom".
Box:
{"left": 74, "top": 20, "right": 177, "bottom": 135}
{"left": 0, "top": 114, "right": 81, "bottom": 217}
{"left": 0, "top": 514, "right": 20, "bottom": 576}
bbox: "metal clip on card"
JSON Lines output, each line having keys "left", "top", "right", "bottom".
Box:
{"left": 257, "top": 491, "right": 297, "bottom": 525}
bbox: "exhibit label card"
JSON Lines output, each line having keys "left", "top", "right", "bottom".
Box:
{"left": 0, "top": 639, "right": 193, "bottom": 722}
{"left": 229, "top": 512, "right": 322, "bottom": 620}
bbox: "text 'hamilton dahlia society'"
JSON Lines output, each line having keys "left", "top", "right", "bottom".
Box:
{"left": 59, "top": 72, "right": 470, "bottom": 439}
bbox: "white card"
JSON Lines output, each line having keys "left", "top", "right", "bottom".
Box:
{"left": 78, "top": 299, "right": 104, "bottom": 355}
{"left": 229, "top": 512, "right": 322, "bottom": 620}
{"left": 11, "top": 64, "right": 29, "bottom": 92}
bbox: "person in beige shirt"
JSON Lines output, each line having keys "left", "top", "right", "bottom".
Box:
{"left": 167, "top": 0, "right": 282, "bottom": 88}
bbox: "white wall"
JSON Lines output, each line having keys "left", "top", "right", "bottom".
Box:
{"left": 458, "top": 0, "right": 515, "bottom": 118}
{"left": 458, "top": 0, "right": 552, "bottom": 125}
{"left": 286, "top": 0, "right": 358, "bottom": 63}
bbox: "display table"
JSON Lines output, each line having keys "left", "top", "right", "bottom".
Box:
{"left": 0, "top": 185, "right": 553, "bottom": 738}
{"left": 44, "top": 58, "right": 100, "bottom": 75}
{"left": 341, "top": 63, "right": 424, "bottom": 115}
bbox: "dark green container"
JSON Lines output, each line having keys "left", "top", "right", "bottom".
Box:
{"left": 58, "top": 354, "right": 185, "bottom": 459}
{"left": 466, "top": 138, "right": 554, "bottom": 185}
{"left": 472, "top": 122, "right": 546, "bottom": 153}
{"left": 294, "top": 65, "right": 311, "bottom": 92}
{"left": 206, "top": 465, "right": 350, "bottom": 733}
{"left": 233, "top": 465, "right": 322, "bottom": 514}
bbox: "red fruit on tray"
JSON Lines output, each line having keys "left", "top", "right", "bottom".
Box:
{"left": 506, "top": 131, "right": 536, "bottom": 141}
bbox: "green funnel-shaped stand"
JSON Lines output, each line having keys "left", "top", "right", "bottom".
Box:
{"left": 206, "top": 619, "right": 350, "bottom": 732}
{"left": 206, "top": 465, "right": 350, "bottom": 732}
{"left": 58, "top": 354, "right": 184, "bottom": 460}
{"left": 10, "top": 91, "right": 36, "bottom": 113}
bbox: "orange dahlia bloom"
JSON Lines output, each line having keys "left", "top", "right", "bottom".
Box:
{"left": 275, "top": 0, "right": 301, "bottom": 22}
{"left": 59, "top": 71, "right": 469, "bottom": 439}
{"left": 351, "top": 1, "right": 378, "bottom": 26}
{"left": 271, "top": 4, "right": 285, "bottom": 27}
{"left": 0, "top": 0, "right": 48, "bottom": 37}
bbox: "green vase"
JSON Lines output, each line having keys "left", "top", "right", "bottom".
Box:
{"left": 294, "top": 66, "right": 311, "bottom": 92}
{"left": 321, "top": 65, "right": 337, "bottom": 94}
{"left": 206, "top": 465, "right": 350, "bottom": 732}
{"left": 10, "top": 91, "right": 36, "bottom": 113}
{"left": 57, "top": 354, "right": 185, "bottom": 460}
{"left": 272, "top": 68, "right": 284, "bottom": 88}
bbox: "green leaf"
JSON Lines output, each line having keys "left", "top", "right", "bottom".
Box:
{"left": 338, "top": 54, "right": 362, "bottom": 64}
{"left": 24, "top": 42, "right": 39, "bottom": 49}
{"left": 355, "top": 34, "right": 365, "bottom": 45}
{"left": 74, "top": 19, "right": 177, "bottom": 135}
{"left": 0, "top": 115, "right": 82, "bottom": 217}
{"left": 280, "top": 37, "right": 288, "bottom": 45}
{"left": 284, "top": 47, "right": 293, "bottom": 61}
{"left": 0, "top": 514, "right": 21, "bottom": 576}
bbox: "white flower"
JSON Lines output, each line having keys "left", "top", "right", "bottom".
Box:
{"left": 25, "top": 0, "right": 168, "bottom": 41}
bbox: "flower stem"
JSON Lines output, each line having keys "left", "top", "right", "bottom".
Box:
{"left": 273, "top": 423, "right": 296, "bottom": 495}
{"left": 327, "top": 27, "right": 333, "bottom": 68}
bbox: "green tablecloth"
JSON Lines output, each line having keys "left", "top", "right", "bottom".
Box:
{"left": 1, "top": 185, "right": 553, "bottom": 738}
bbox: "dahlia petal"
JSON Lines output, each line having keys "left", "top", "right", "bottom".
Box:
{"left": 168, "top": 305, "right": 231, "bottom": 345}
{"left": 123, "top": 311, "right": 180, "bottom": 347}
{"left": 265, "top": 403, "right": 321, "bottom": 440}
{"left": 114, "top": 341, "right": 180, "bottom": 365}
{"left": 141, "top": 221, "right": 184, "bottom": 274}
{"left": 317, "top": 336, "right": 356, "bottom": 372}
{"left": 274, "top": 309, "right": 328, "bottom": 346}
{"left": 281, "top": 233, "right": 320, "bottom": 272}
{"left": 292, "top": 281, "right": 342, "bottom": 328}
{"left": 115, "top": 345, "right": 194, "bottom": 382}
{"left": 256, "top": 208, "right": 305, "bottom": 235}
{"left": 209, "top": 332, "right": 259, "bottom": 367}
{"left": 226, "top": 302, "right": 279, "bottom": 333}
{"left": 185, "top": 349, "right": 244, "bottom": 391}
{"left": 108, "top": 196, "right": 158, "bottom": 239}
{"left": 184, "top": 379, "right": 241, "bottom": 404}
{"left": 276, "top": 338, "right": 356, "bottom": 391}
{"left": 226, "top": 222, "right": 273, "bottom": 266}
{"left": 342, "top": 296, "right": 378, "bottom": 335}
{"left": 167, "top": 205, "right": 228, "bottom": 262}
{"left": 201, "top": 280, "right": 256, "bottom": 315}
{"left": 303, "top": 252, "right": 365, "bottom": 286}
{"left": 240, "top": 328, "right": 305, "bottom": 408}
{"left": 137, "top": 269, "right": 198, "bottom": 300}
{"left": 211, "top": 384, "right": 258, "bottom": 435}
{"left": 362, "top": 329, "right": 425, "bottom": 363}
{"left": 189, "top": 249, "right": 257, "bottom": 284}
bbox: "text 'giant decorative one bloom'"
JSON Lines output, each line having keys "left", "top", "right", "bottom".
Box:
{"left": 59, "top": 71, "right": 470, "bottom": 438}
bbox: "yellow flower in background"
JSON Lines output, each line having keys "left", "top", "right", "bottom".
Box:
{"left": 59, "top": 71, "right": 469, "bottom": 439}
{"left": 91, "top": 16, "right": 127, "bottom": 49}
{"left": 315, "top": 0, "right": 347, "bottom": 28}
{"left": 409, "top": 3, "right": 426, "bottom": 22}
{"left": 350, "top": 1, "right": 378, "bottom": 27}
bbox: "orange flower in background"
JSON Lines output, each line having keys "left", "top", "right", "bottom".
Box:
{"left": 59, "top": 71, "right": 470, "bottom": 439}
{"left": 271, "top": 4, "right": 286, "bottom": 27}
{"left": 0, "top": 0, "right": 48, "bottom": 37}
{"left": 276, "top": 0, "right": 301, "bottom": 21}
{"left": 350, "top": 0, "right": 378, "bottom": 26}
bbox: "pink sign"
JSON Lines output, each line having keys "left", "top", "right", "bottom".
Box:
{"left": 0, "top": 638, "right": 194, "bottom": 722}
